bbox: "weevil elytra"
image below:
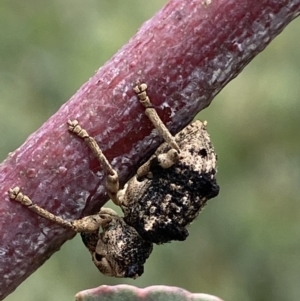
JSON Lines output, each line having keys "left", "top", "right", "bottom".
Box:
{"left": 9, "top": 83, "right": 219, "bottom": 278}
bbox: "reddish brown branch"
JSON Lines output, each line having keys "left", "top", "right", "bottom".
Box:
{"left": 0, "top": 0, "right": 299, "bottom": 299}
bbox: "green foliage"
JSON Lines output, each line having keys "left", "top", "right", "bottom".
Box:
{"left": 1, "top": 1, "right": 300, "bottom": 301}
{"left": 75, "top": 285, "right": 223, "bottom": 301}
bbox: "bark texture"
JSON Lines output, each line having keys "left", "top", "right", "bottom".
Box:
{"left": 1, "top": 0, "right": 300, "bottom": 299}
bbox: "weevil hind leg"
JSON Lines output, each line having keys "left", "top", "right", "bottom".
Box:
{"left": 136, "top": 148, "right": 180, "bottom": 179}
{"left": 133, "top": 83, "right": 180, "bottom": 153}
{"left": 68, "top": 120, "right": 121, "bottom": 206}
{"left": 134, "top": 83, "right": 180, "bottom": 179}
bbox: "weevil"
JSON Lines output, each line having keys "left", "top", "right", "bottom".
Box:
{"left": 9, "top": 83, "right": 219, "bottom": 278}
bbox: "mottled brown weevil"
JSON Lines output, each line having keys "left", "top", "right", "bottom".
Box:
{"left": 9, "top": 83, "right": 219, "bottom": 278}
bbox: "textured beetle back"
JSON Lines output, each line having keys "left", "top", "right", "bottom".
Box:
{"left": 121, "top": 120, "right": 219, "bottom": 244}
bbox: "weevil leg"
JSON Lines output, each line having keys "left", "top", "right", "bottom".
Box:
{"left": 68, "top": 120, "right": 120, "bottom": 206}
{"left": 8, "top": 186, "right": 118, "bottom": 232}
{"left": 134, "top": 83, "right": 180, "bottom": 179}
{"left": 136, "top": 148, "right": 180, "bottom": 179}
{"left": 133, "top": 83, "right": 180, "bottom": 153}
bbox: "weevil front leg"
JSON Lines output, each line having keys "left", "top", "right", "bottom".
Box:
{"left": 133, "top": 83, "right": 180, "bottom": 178}
{"left": 68, "top": 120, "right": 120, "bottom": 205}
{"left": 9, "top": 187, "right": 116, "bottom": 232}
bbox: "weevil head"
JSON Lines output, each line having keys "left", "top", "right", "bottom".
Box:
{"left": 81, "top": 208, "right": 153, "bottom": 279}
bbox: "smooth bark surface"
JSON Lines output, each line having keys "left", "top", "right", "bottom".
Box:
{"left": 0, "top": 0, "right": 300, "bottom": 299}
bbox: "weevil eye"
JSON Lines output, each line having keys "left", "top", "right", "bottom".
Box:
{"left": 94, "top": 252, "right": 104, "bottom": 262}
{"left": 92, "top": 252, "right": 117, "bottom": 277}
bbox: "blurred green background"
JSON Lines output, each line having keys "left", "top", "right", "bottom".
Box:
{"left": 1, "top": 1, "right": 300, "bottom": 301}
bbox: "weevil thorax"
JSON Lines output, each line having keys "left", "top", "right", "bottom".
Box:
{"left": 81, "top": 211, "right": 153, "bottom": 278}
{"left": 120, "top": 120, "right": 219, "bottom": 244}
